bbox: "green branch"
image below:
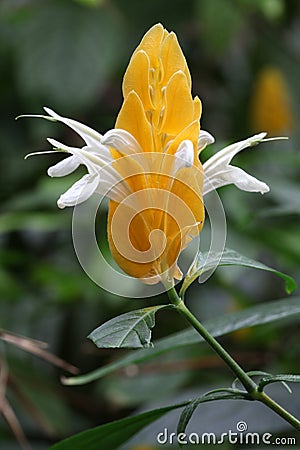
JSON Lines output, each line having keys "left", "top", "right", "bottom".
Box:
{"left": 167, "top": 286, "right": 300, "bottom": 430}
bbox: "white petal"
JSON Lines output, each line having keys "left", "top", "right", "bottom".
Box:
{"left": 47, "top": 138, "right": 110, "bottom": 171}
{"left": 226, "top": 167, "right": 270, "bottom": 193}
{"left": 203, "top": 133, "right": 267, "bottom": 174}
{"left": 101, "top": 129, "right": 142, "bottom": 155}
{"left": 47, "top": 138, "right": 79, "bottom": 152}
{"left": 174, "top": 140, "right": 194, "bottom": 173}
{"left": 48, "top": 138, "right": 110, "bottom": 163}
{"left": 198, "top": 130, "right": 215, "bottom": 152}
{"left": 89, "top": 145, "right": 113, "bottom": 164}
{"left": 203, "top": 133, "right": 270, "bottom": 195}
{"left": 57, "top": 174, "right": 100, "bottom": 209}
{"left": 203, "top": 166, "right": 269, "bottom": 195}
{"left": 43, "top": 107, "right": 102, "bottom": 146}
{"left": 48, "top": 155, "right": 81, "bottom": 177}
{"left": 102, "top": 129, "right": 154, "bottom": 177}
{"left": 45, "top": 126, "right": 149, "bottom": 196}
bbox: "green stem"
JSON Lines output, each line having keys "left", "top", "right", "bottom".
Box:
{"left": 167, "top": 286, "right": 300, "bottom": 430}
{"left": 253, "top": 390, "right": 300, "bottom": 429}
{"left": 167, "top": 287, "right": 256, "bottom": 393}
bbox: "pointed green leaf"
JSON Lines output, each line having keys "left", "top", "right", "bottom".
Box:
{"left": 88, "top": 305, "right": 172, "bottom": 349}
{"left": 48, "top": 401, "right": 187, "bottom": 450}
{"left": 232, "top": 371, "right": 291, "bottom": 393}
{"left": 180, "top": 248, "right": 297, "bottom": 297}
{"left": 258, "top": 374, "right": 300, "bottom": 392}
{"left": 177, "top": 389, "right": 249, "bottom": 438}
{"left": 232, "top": 371, "right": 271, "bottom": 389}
{"left": 63, "top": 297, "right": 300, "bottom": 385}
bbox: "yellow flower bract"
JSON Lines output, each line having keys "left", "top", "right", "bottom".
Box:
{"left": 107, "top": 24, "right": 204, "bottom": 283}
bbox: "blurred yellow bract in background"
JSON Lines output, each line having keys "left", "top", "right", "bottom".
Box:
{"left": 250, "top": 66, "right": 293, "bottom": 135}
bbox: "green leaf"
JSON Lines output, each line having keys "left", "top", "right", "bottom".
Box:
{"left": 232, "top": 371, "right": 291, "bottom": 393}
{"left": 232, "top": 371, "right": 271, "bottom": 389}
{"left": 63, "top": 296, "right": 300, "bottom": 385}
{"left": 258, "top": 374, "right": 300, "bottom": 392}
{"left": 180, "top": 248, "right": 297, "bottom": 297}
{"left": 48, "top": 401, "right": 187, "bottom": 450}
{"left": 88, "top": 305, "right": 172, "bottom": 349}
{"left": 177, "top": 389, "right": 249, "bottom": 438}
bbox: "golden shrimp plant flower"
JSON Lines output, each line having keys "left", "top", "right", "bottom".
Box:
{"left": 24, "top": 24, "right": 270, "bottom": 285}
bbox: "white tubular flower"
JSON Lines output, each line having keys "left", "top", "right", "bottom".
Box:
{"left": 57, "top": 173, "right": 100, "bottom": 209}
{"left": 47, "top": 155, "right": 81, "bottom": 177}
{"left": 101, "top": 129, "right": 143, "bottom": 155}
{"left": 43, "top": 107, "right": 102, "bottom": 146}
{"left": 174, "top": 140, "right": 194, "bottom": 173}
{"left": 198, "top": 130, "right": 215, "bottom": 152}
{"left": 23, "top": 107, "right": 133, "bottom": 208}
{"left": 203, "top": 133, "right": 271, "bottom": 196}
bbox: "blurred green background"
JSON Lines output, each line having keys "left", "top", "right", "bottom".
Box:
{"left": 1, "top": 0, "right": 300, "bottom": 448}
